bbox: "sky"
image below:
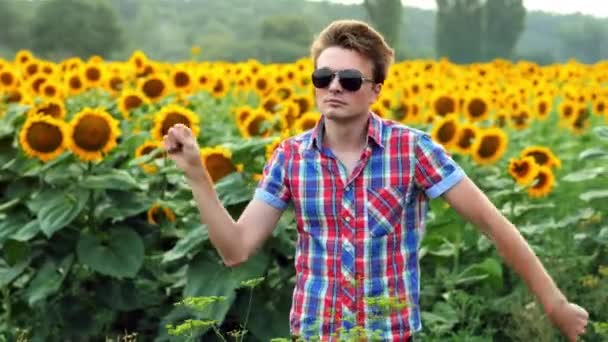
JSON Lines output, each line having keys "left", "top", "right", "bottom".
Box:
{"left": 321, "top": 0, "right": 608, "bottom": 18}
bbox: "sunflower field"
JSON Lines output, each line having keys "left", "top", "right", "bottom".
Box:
{"left": 0, "top": 49, "right": 607, "bottom": 341}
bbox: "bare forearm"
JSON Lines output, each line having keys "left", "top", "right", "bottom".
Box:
{"left": 185, "top": 169, "right": 245, "bottom": 266}
{"left": 482, "top": 210, "right": 567, "bottom": 313}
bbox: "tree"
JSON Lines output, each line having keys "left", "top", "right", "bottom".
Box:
{"left": 482, "top": 0, "right": 525, "bottom": 60}
{"left": 0, "top": 1, "right": 29, "bottom": 53}
{"left": 558, "top": 15, "right": 608, "bottom": 63}
{"left": 30, "top": 0, "right": 124, "bottom": 60}
{"left": 258, "top": 15, "right": 313, "bottom": 62}
{"left": 435, "top": 0, "right": 526, "bottom": 63}
{"left": 435, "top": 0, "right": 483, "bottom": 63}
{"left": 363, "top": 0, "right": 403, "bottom": 49}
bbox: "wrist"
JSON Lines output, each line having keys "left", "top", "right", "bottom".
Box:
{"left": 543, "top": 292, "right": 568, "bottom": 317}
{"left": 184, "top": 165, "right": 209, "bottom": 184}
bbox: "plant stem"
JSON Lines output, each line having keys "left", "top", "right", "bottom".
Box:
{"left": 2, "top": 287, "right": 10, "bottom": 327}
{"left": 212, "top": 325, "right": 228, "bottom": 342}
{"left": 87, "top": 161, "right": 95, "bottom": 229}
{"left": 239, "top": 288, "right": 254, "bottom": 342}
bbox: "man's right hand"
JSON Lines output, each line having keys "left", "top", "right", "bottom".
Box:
{"left": 162, "top": 123, "right": 205, "bottom": 179}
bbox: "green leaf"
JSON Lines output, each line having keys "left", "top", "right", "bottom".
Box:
{"left": 455, "top": 258, "right": 503, "bottom": 290}
{"left": 580, "top": 190, "right": 608, "bottom": 202}
{"left": 3, "top": 239, "right": 30, "bottom": 266}
{"left": 43, "top": 163, "right": 84, "bottom": 186}
{"left": 81, "top": 169, "right": 147, "bottom": 191}
{"left": 95, "top": 190, "right": 155, "bottom": 223}
{"left": 96, "top": 278, "right": 161, "bottom": 311}
{"left": 579, "top": 147, "right": 608, "bottom": 160}
{"left": 597, "top": 227, "right": 608, "bottom": 244}
{"left": 215, "top": 172, "right": 255, "bottom": 206}
{"left": 0, "top": 256, "right": 30, "bottom": 287}
{"left": 562, "top": 167, "right": 606, "bottom": 182}
{"left": 162, "top": 225, "right": 208, "bottom": 264}
{"left": 24, "top": 255, "right": 73, "bottom": 305}
{"left": 0, "top": 211, "right": 29, "bottom": 246}
{"left": 0, "top": 198, "right": 20, "bottom": 212}
{"left": 76, "top": 227, "right": 145, "bottom": 278}
{"left": 36, "top": 188, "right": 89, "bottom": 238}
{"left": 10, "top": 219, "right": 41, "bottom": 242}
{"left": 183, "top": 251, "right": 269, "bottom": 329}
{"left": 594, "top": 126, "right": 608, "bottom": 141}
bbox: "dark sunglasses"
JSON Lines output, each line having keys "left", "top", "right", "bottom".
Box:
{"left": 311, "top": 67, "right": 374, "bottom": 91}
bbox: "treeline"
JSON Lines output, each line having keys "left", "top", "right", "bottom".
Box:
{"left": 0, "top": 0, "right": 607, "bottom": 64}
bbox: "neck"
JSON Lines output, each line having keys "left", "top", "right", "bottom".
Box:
{"left": 322, "top": 112, "right": 369, "bottom": 153}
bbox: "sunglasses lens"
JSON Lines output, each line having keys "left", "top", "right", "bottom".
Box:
{"left": 312, "top": 69, "right": 333, "bottom": 88}
{"left": 339, "top": 77, "right": 362, "bottom": 91}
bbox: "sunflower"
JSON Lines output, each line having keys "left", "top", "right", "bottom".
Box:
{"left": 569, "top": 107, "right": 591, "bottom": 135}
{"left": 81, "top": 63, "right": 105, "bottom": 89}
{"left": 265, "top": 136, "right": 282, "bottom": 161}
{"left": 558, "top": 100, "right": 576, "bottom": 124}
{"left": 0, "top": 67, "right": 19, "bottom": 90}
{"left": 239, "top": 109, "right": 274, "bottom": 138}
{"left": 170, "top": 66, "right": 194, "bottom": 93}
{"left": 430, "top": 113, "right": 460, "bottom": 150}
{"left": 210, "top": 78, "right": 229, "bottom": 98}
{"left": 520, "top": 146, "right": 561, "bottom": 169}
{"left": 471, "top": 127, "right": 508, "bottom": 165}
{"left": 453, "top": 122, "right": 479, "bottom": 155}
{"left": 139, "top": 73, "right": 170, "bottom": 102}
{"left": 68, "top": 107, "right": 121, "bottom": 162}
{"left": 28, "top": 99, "right": 66, "bottom": 119}
{"left": 118, "top": 89, "right": 149, "bottom": 118}
{"left": 430, "top": 92, "right": 458, "bottom": 118}
{"left": 593, "top": 97, "right": 606, "bottom": 116}
{"left": 533, "top": 96, "right": 552, "bottom": 121}
{"left": 463, "top": 94, "right": 490, "bottom": 122}
{"left": 152, "top": 104, "right": 200, "bottom": 142}
{"left": 261, "top": 95, "right": 281, "bottom": 114}
{"left": 39, "top": 80, "right": 63, "bottom": 99}
{"left": 15, "top": 49, "right": 33, "bottom": 65}
{"left": 200, "top": 146, "right": 238, "bottom": 183}
{"left": 23, "top": 60, "right": 40, "bottom": 78}
{"left": 135, "top": 140, "right": 163, "bottom": 174}
{"left": 293, "top": 112, "right": 321, "bottom": 134}
{"left": 28, "top": 75, "right": 48, "bottom": 95}
{"left": 291, "top": 94, "right": 313, "bottom": 117}
{"left": 4, "top": 87, "right": 31, "bottom": 105}
{"left": 147, "top": 203, "right": 176, "bottom": 225}
{"left": 64, "top": 71, "right": 85, "bottom": 95}
{"left": 508, "top": 156, "right": 539, "bottom": 186}
{"left": 19, "top": 115, "right": 68, "bottom": 162}
{"left": 129, "top": 50, "right": 149, "bottom": 74}
{"left": 509, "top": 106, "right": 532, "bottom": 131}
{"left": 527, "top": 166, "right": 555, "bottom": 198}
{"left": 393, "top": 99, "right": 412, "bottom": 123}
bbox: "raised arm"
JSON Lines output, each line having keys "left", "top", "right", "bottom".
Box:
{"left": 163, "top": 123, "right": 283, "bottom": 267}
{"left": 442, "top": 175, "right": 589, "bottom": 342}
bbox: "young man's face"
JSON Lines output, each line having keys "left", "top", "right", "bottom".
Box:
{"left": 314, "top": 46, "right": 381, "bottom": 122}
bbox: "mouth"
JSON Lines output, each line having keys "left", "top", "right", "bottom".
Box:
{"left": 325, "top": 99, "right": 347, "bottom": 106}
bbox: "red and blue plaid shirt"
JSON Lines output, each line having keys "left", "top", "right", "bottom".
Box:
{"left": 255, "top": 112, "right": 465, "bottom": 341}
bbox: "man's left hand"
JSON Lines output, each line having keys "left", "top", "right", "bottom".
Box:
{"left": 547, "top": 301, "right": 589, "bottom": 342}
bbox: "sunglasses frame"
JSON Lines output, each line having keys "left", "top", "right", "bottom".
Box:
{"left": 311, "top": 67, "right": 375, "bottom": 91}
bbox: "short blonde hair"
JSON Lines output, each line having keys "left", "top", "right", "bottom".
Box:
{"left": 310, "top": 19, "right": 395, "bottom": 84}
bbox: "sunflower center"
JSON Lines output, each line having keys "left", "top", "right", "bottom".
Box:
{"left": 539, "top": 102, "right": 548, "bottom": 114}
{"left": 0, "top": 72, "right": 14, "bottom": 86}
{"left": 458, "top": 128, "right": 475, "bottom": 149}
{"left": 513, "top": 161, "right": 530, "bottom": 177}
{"left": 526, "top": 151, "right": 549, "bottom": 165}
{"left": 142, "top": 78, "right": 165, "bottom": 99}
{"left": 205, "top": 154, "right": 236, "bottom": 182}
{"left": 174, "top": 72, "right": 190, "bottom": 87}
{"left": 300, "top": 119, "right": 317, "bottom": 131}
{"left": 26, "top": 121, "right": 63, "bottom": 153}
{"left": 72, "top": 114, "right": 111, "bottom": 151}
{"left": 562, "top": 105, "right": 573, "bottom": 118}
{"left": 256, "top": 79, "right": 268, "bottom": 91}
{"left": 109, "top": 77, "right": 123, "bottom": 91}
{"left": 478, "top": 135, "right": 500, "bottom": 158}
{"left": 161, "top": 112, "right": 191, "bottom": 136}
{"left": 86, "top": 67, "right": 101, "bottom": 82}
{"left": 43, "top": 85, "right": 57, "bottom": 97}
{"left": 37, "top": 103, "right": 62, "bottom": 118}
{"left": 247, "top": 116, "right": 269, "bottom": 136}
{"left": 124, "top": 95, "right": 143, "bottom": 111}
{"left": 532, "top": 171, "right": 548, "bottom": 189}
{"left": 213, "top": 80, "right": 225, "bottom": 94}
{"left": 394, "top": 103, "right": 410, "bottom": 121}
{"left": 437, "top": 121, "right": 457, "bottom": 143}
{"left": 468, "top": 98, "right": 487, "bottom": 118}
{"left": 32, "top": 78, "right": 46, "bottom": 93}
{"left": 6, "top": 91, "right": 23, "bottom": 103}
{"left": 69, "top": 75, "right": 83, "bottom": 89}
{"left": 434, "top": 96, "right": 455, "bottom": 116}
{"left": 598, "top": 103, "right": 605, "bottom": 112}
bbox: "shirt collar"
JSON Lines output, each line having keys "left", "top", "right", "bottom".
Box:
{"left": 308, "top": 111, "right": 384, "bottom": 151}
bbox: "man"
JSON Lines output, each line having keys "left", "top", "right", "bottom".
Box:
{"left": 163, "top": 19, "right": 588, "bottom": 342}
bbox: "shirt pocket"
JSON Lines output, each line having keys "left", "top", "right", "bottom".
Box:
{"left": 366, "top": 186, "right": 404, "bottom": 237}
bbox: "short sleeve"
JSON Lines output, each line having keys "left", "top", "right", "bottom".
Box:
{"left": 414, "top": 132, "right": 465, "bottom": 199}
{"left": 253, "top": 141, "right": 291, "bottom": 210}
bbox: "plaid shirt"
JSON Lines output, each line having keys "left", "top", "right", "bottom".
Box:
{"left": 254, "top": 112, "right": 465, "bottom": 341}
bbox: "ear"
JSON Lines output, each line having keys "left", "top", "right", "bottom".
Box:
{"left": 369, "top": 83, "right": 382, "bottom": 104}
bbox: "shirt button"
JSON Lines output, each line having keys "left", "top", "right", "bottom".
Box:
{"left": 344, "top": 216, "right": 351, "bottom": 223}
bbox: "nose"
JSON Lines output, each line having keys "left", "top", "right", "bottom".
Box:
{"left": 327, "top": 74, "right": 342, "bottom": 93}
